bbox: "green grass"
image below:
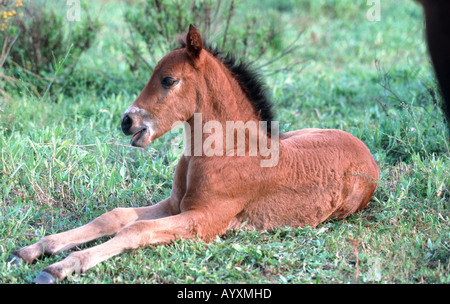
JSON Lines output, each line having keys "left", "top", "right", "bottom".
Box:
{"left": 1, "top": 0, "right": 449, "bottom": 283}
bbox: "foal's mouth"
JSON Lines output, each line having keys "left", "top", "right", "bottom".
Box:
{"left": 130, "top": 127, "right": 147, "bottom": 146}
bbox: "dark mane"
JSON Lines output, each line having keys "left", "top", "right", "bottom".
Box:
{"left": 179, "top": 39, "right": 275, "bottom": 133}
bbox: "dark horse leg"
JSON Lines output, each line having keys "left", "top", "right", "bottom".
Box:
{"left": 419, "top": 0, "right": 450, "bottom": 129}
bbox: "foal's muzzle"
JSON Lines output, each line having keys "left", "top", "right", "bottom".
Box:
{"left": 121, "top": 113, "right": 147, "bottom": 145}
{"left": 121, "top": 105, "right": 154, "bottom": 147}
{"left": 121, "top": 111, "right": 152, "bottom": 147}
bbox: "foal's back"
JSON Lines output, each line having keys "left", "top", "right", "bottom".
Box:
{"left": 232, "top": 128, "right": 379, "bottom": 230}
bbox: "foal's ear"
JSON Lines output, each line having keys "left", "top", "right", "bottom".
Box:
{"left": 186, "top": 24, "right": 203, "bottom": 58}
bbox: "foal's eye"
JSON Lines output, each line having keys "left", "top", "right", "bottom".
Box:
{"left": 161, "top": 77, "right": 177, "bottom": 87}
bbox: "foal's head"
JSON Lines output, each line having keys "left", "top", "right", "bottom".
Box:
{"left": 121, "top": 25, "right": 205, "bottom": 147}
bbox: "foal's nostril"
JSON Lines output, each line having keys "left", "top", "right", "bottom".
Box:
{"left": 121, "top": 114, "right": 133, "bottom": 135}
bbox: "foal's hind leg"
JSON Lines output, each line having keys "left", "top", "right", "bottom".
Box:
{"left": 8, "top": 199, "right": 174, "bottom": 265}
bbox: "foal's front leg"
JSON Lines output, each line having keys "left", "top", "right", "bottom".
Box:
{"left": 34, "top": 210, "right": 205, "bottom": 283}
{"left": 8, "top": 198, "right": 174, "bottom": 266}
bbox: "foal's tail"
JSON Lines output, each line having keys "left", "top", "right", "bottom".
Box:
{"left": 355, "top": 156, "right": 379, "bottom": 213}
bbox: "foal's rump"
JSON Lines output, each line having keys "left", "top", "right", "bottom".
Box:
{"left": 283, "top": 128, "right": 378, "bottom": 223}
{"left": 236, "top": 128, "right": 379, "bottom": 230}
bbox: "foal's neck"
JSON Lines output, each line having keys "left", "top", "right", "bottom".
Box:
{"left": 184, "top": 53, "right": 269, "bottom": 157}
{"left": 198, "top": 53, "right": 260, "bottom": 124}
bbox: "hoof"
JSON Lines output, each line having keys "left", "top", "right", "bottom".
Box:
{"left": 33, "top": 271, "right": 57, "bottom": 284}
{"left": 6, "top": 254, "right": 23, "bottom": 266}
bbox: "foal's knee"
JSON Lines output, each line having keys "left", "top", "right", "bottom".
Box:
{"left": 92, "top": 207, "right": 139, "bottom": 235}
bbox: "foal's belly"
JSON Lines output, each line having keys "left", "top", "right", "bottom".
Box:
{"left": 228, "top": 189, "right": 337, "bottom": 230}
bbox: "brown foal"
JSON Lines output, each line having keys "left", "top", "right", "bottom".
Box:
{"left": 8, "top": 25, "right": 379, "bottom": 283}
